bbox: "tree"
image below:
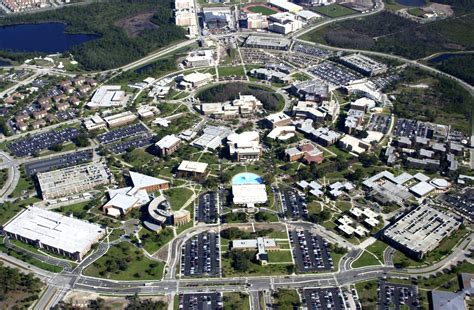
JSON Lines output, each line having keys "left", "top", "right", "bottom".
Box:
{"left": 359, "top": 153, "right": 378, "bottom": 167}
{"left": 74, "top": 132, "right": 90, "bottom": 147}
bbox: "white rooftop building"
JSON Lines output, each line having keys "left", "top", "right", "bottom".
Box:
{"left": 268, "top": 0, "right": 303, "bottom": 13}
{"left": 103, "top": 171, "right": 169, "bottom": 217}
{"left": 232, "top": 184, "right": 268, "bottom": 207}
{"left": 86, "top": 85, "right": 128, "bottom": 109}
{"left": 2, "top": 207, "right": 105, "bottom": 261}
{"left": 227, "top": 131, "right": 261, "bottom": 162}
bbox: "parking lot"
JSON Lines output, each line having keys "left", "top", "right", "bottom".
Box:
{"left": 96, "top": 123, "right": 148, "bottom": 145}
{"left": 179, "top": 292, "right": 223, "bottom": 310}
{"left": 196, "top": 192, "right": 219, "bottom": 224}
{"left": 367, "top": 114, "right": 392, "bottom": 134}
{"left": 303, "top": 288, "right": 344, "bottom": 310}
{"left": 372, "top": 74, "right": 400, "bottom": 90}
{"left": 289, "top": 230, "right": 334, "bottom": 272}
{"left": 394, "top": 118, "right": 441, "bottom": 139}
{"left": 181, "top": 232, "right": 220, "bottom": 277}
{"left": 308, "top": 62, "right": 361, "bottom": 87}
{"left": 378, "top": 280, "right": 419, "bottom": 310}
{"left": 293, "top": 44, "right": 330, "bottom": 58}
{"left": 8, "top": 127, "right": 79, "bottom": 157}
{"left": 282, "top": 189, "right": 308, "bottom": 219}
{"left": 25, "top": 149, "right": 93, "bottom": 176}
{"left": 107, "top": 135, "right": 154, "bottom": 154}
{"left": 439, "top": 188, "right": 474, "bottom": 221}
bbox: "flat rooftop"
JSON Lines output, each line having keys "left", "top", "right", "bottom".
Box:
{"left": 245, "top": 35, "right": 291, "bottom": 49}
{"left": 384, "top": 205, "right": 461, "bottom": 255}
{"left": 178, "top": 160, "right": 208, "bottom": 174}
{"left": 2, "top": 207, "right": 104, "bottom": 255}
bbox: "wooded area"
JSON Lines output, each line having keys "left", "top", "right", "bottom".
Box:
{"left": 0, "top": 0, "right": 185, "bottom": 70}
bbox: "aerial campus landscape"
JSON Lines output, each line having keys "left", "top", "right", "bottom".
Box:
{"left": 0, "top": 0, "right": 473, "bottom": 309}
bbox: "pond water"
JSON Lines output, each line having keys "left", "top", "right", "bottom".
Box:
{"left": 395, "top": 0, "right": 426, "bottom": 7}
{"left": 0, "top": 22, "right": 99, "bottom": 53}
{"left": 428, "top": 53, "right": 472, "bottom": 63}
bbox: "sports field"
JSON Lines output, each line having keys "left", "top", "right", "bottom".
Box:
{"left": 248, "top": 5, "right": 278, "bottom": 15}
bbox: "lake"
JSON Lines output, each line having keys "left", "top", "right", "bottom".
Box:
{"left": 428, "top": 53, "right": 472, "bottom": 63}
{"left": 395, "top": 0, "right": 426, "bottom": 6}
{"left": 0, "top": 22, "right": 99, "bottom": 53}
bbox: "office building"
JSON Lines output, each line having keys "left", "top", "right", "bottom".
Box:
{"left": 231, "top": 237, "right": 278, "bottom": 265}
{"left": 268, "top": 12, "right": 303, "bottom": 34}
{"left": 37, "top": 161, "right": 112, "bottom": 200}
{"left": 86, "top": 85, "right": 128, "bottom": 109}
{"left": 2, "top": 207, "right": 105, "bottom": 261}
{"left": 227, "top": 131, "right": 261, "bottom": 162}
{"left": 155, "top": 134, "right": 181, "bottom": 157}
{"left": 383, "top": 205, "right": 461, "bottom": 259}
{"left": 177, "top": 160, "right": 209, "bottom": 178}
{"left": 103, "top": 171, "right": 169, "bottom": 217}
{"left": 103, "top": 111, "right": 137, "bottom": 128}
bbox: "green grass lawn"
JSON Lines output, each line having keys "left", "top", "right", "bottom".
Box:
{"left": 218, "top": 66, "right": 246, "bottom": 77}
{"left": 223, "top": 292, "right": 250, "bottom": 310}
{"left": 9, "top": 171, "right": 35, "bottom": 198}
{"left": 84, "top": 242, "right": 164, "bottom": 280}
{"left": 268, "top": 250, "right": 293, "bottom": 263}
{"left": 139, "top": 228, "right": 175, "bottom": 254}
{"left": 272, "top": 289, "right": 301, "bottom": 309}
{"left": 221, "top": 250, "right": 293, "bottom": 277}
{"left": 0, "top": 168, "right": 8, "bottom": 189}
{"left": 335, "top": 201, "right": 352, "bottom": 212}
{"left": 352, "top": 250, "right": 381, "bottom": 268}
{"left": 167, "top": 187, "right": 194, "bottom": 210}
{"left": 311, "top": 4, "right": 357, "bottom": 18}
{"left": 355, "top": 280, "right": 378, "bottom": 308}
{"left": 254, "top": 211, "right": 279, "bottom": 222}
{"left": 291, "top": 72, "right": 312, "bottom": 81}
{"left": 247, "top": 5, "right": 277, "bottom": 16}
{"left": 389, "top": 261, "right": 474, "bottom": 292}
{"left": 0, "top": 202, "right": 23, "bottom": 225}
{"left": 0, "top": 240, "right": 62, "bottom": 273}
{"left": 366, "top": 240, "right": 388, "bottom": 262}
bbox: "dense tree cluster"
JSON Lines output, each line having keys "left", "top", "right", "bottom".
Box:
{"left": 110, "top": 56, "right": 177, "bottom": 84}
{"left": 0, "top": 0, "right": 186, "bottom": 70}
{"left": 312, "top": 11, "right": 474, "bottom": 59}
{"left": 197, "top": 83, "right": 283, "bottom": 111}
{"left": 435, "top": 54, "right": 474, "bottom": 85}
{"left": 392, "top": 68, "right": 474, "bottom": 134}
{"left": 0, "top": 263, "right": 42, "bottom": 308}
